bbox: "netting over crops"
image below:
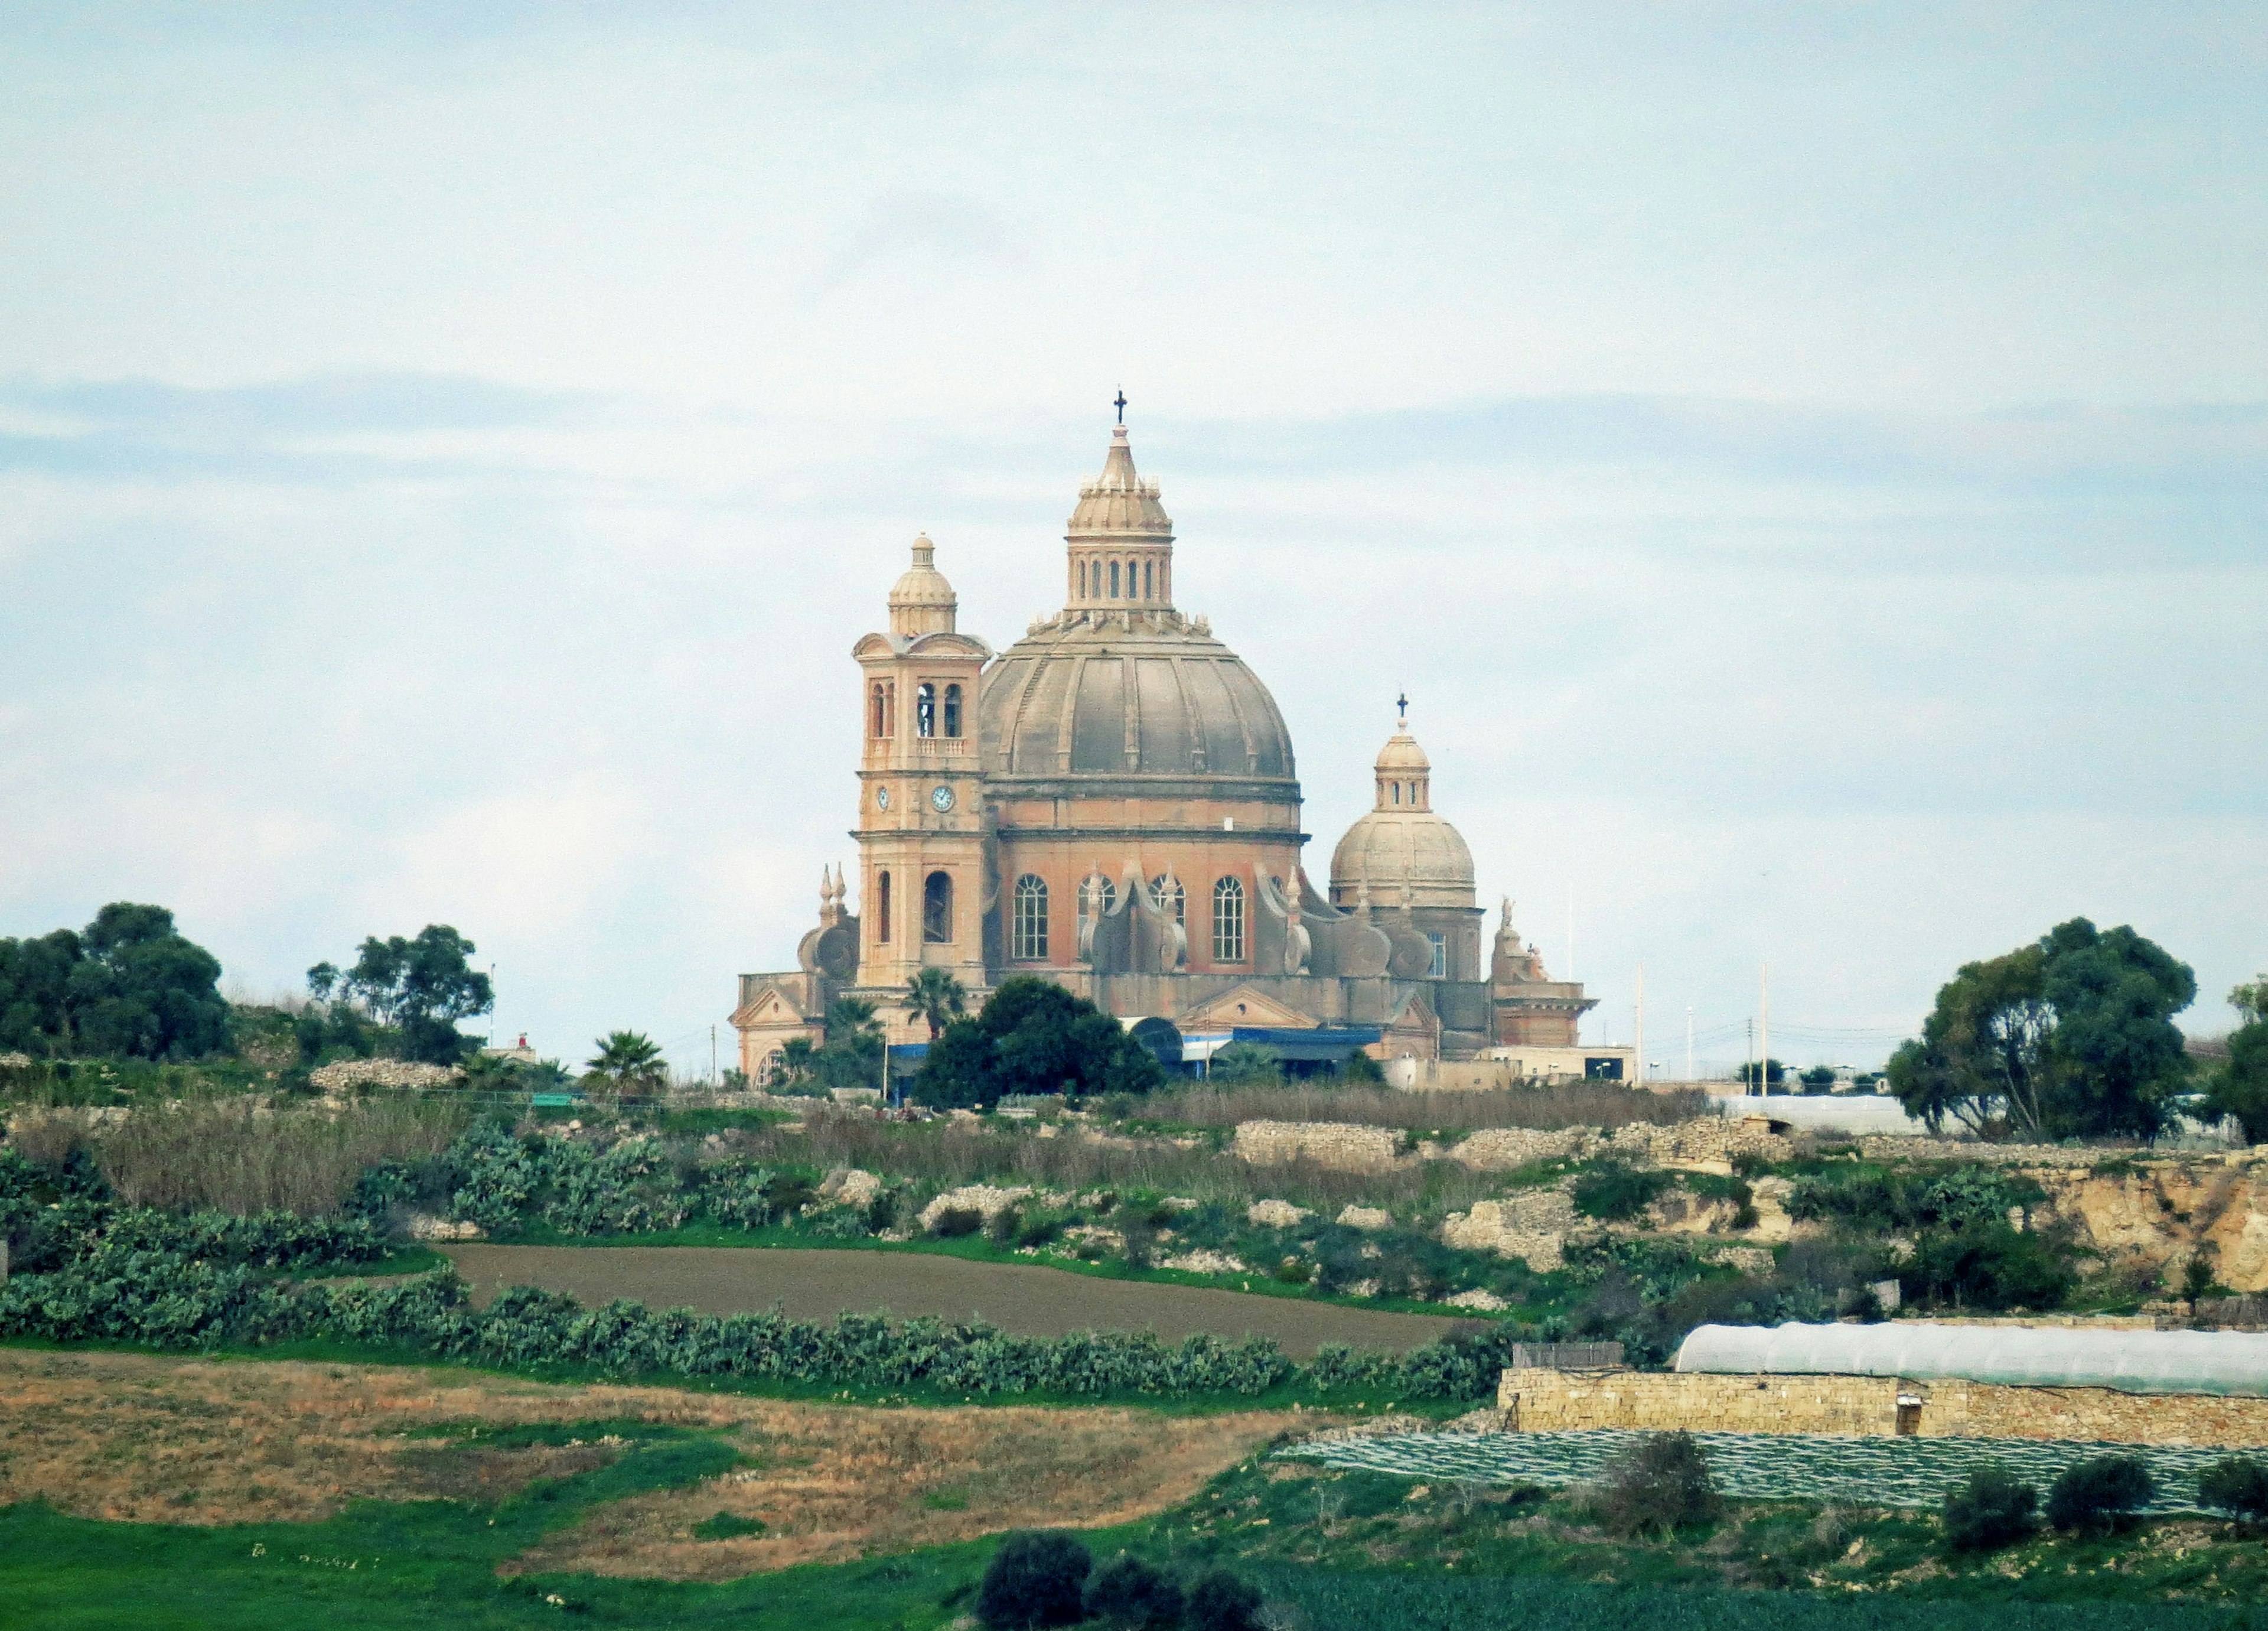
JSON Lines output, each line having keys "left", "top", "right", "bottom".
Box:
{"left": 1279, "top": 1430, "right": 2245, "bottom": 1515}
{"left": 1674, "top": 1321, "right": 2268, "bottom": 1397}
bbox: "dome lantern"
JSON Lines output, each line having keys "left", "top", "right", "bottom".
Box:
{"left": 1064, "top": 421, "right": 1175, "bottom": 614}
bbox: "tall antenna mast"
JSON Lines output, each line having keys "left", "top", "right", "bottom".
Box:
{"left": 1761, "top": 962, "right": 1772, "bottom": 1096}
{"left": 1634, "top": 962, "right": 1645, "bottom": 1086}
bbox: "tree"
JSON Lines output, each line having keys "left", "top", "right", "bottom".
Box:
{"left": 1735, "top": 1058, "right": 1790, "bottom": 1088}
{"left": 586, "top": 1031, "right": 666, "bottom": 1090}
{"left": 2046, "top": 1455, "right": 2153, "bottom": 1534}
{"left": 1800, "top": 1065, "right": 1838, "bottom": 1093}
{"left": 1588, "top": 1430, "right": 1720, "bottom": 1536}
{"left": 2205, "top": 974, "right": 2268, "bottom": 1144}
{"left": 1083, "top": 1553, "right": 1183, "bottom": 1629}
{"left": 818, "top": 996, "right": 884, "bottom": 1090}
{"left": 976, "top": 1531, "right": 1091, "bottom": 1630}
{"left": 905, "top": 968, "right": 967, "bottom": 1041}
{"left": 0, "top": 929, "right": 85, "bottom": 1056}
{"left": 2198, "top": 1456, "right": 2268, "bottom": 1525}
{"left": 915, "top": 977, "right": 1163, "bottom": 1109}
{"left": 1184, "top": 1569, "right": 1263, "bottom": 1631}
{"left": 1942, "top": 1464, "right": 2038, "bottom": 1552}
{"left": 1337, "top": 1048, "right": 1386, "bottom": 1085}
{"left": 0, "top": 904, "right": 229, "bottom": 1062}
{"left": 1891, "top": 919, "right": 2194, "bottom": 1140}
{"left": 311, "top": 925, "right": 494, "bottom": 1064}
{"left": 1207, "top": 1041, "right": 1283, "bottom": 1087}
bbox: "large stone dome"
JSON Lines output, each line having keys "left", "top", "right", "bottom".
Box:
{"left": 979, "top": 614, "right": 1295, "bottom": 787}
{"left": 977, "top": 424, "right": 1296, "bottom": 797}
{"left": 1329, "top": 720, "right": 1476, "bottom": 909}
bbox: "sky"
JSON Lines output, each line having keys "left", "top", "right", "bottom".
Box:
{"left": 1, "top": 3, "right": 2262, "bottom": 1076}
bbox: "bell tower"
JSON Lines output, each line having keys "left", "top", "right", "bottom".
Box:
{"left": 850, "top": 535, "right": 992, "bottom": 1022}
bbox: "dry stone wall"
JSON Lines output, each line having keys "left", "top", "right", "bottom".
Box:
{"left": 1233, "top": 1120, "right": 1405, "bottom": 1173}
{"left": 1446, "top": 1118, "right": 1791, "bottom": 1174}
{"left": 1497, "top": 1366, "right": 2268, "bottom": 1447}
{"left": 308, "top": 1060, "right": 461, "bottom": 1093}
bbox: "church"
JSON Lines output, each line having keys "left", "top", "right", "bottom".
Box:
{"left": 731, "top": 417, "right": 1600, "bottom": 1082}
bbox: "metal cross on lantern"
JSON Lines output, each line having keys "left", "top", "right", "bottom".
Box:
{"left": 1113, "top": 389, "right": 1127, "bottom": 424}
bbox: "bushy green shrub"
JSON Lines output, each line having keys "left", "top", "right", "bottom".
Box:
{"left": 1902, "top": 1224, "right": 2075, "bottom": 1313}
{"left": 2047, "top": 1455, "right": 2153, "bottom": 1534}
{"left": 1185, "top": 1568, "right": 1264, "bottom": 1631}
{"left": 1083, "top": 1552, "right": 1182, "bottom": 1629}
{"left": 1587, "top": 1431, "right": 1719, "bottom": 1537}
{"left": 2197, "top": 1456, "right": 2268, "bottom": 1524}
{"left": 1942, "top": 1464, "right": 2038, "bottom": 1552}
{"left": 1571, "top": 1162, "right": 1671, "bottom": 1222}
{"left": 977, "top": 1530, "right": 1091, "bottom": 1629}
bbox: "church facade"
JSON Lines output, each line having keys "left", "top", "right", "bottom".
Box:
{"left": 730, "top": 421, "right": 1595, "bottom": 1080}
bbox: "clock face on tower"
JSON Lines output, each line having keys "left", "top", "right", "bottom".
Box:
{"left": 930, "top": 784, "right": 956, "bottom": 813}
{"left": 874, "top": 786, "right": 890, "bottom": 811}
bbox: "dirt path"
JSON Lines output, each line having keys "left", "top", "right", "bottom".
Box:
{"left": 439, "top": 1243, "right": 1467, "bottom": 1357}
{"left": 0, "top": 1349, "right": 1301, "bottom": 1579}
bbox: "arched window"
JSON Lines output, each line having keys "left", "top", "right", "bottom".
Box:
{"left": 1078, "top": 560, "right": 1087, "bottom": 598}
{"left": 1109, "top": 560, "right": 1120, "bottom": 598}
{"left": 1143, "top": 559, "right": 1153, "bottom": 600}
{"left": 876, "top": 871, "right": 892, "bottom": 943}
{"left": 1148, "top": 873, "right": 1185, "bottom": 925}
{"left": 923, "top": 870, "right": 953, "bottom": 943}
{"left": 869, "top": 682, "right": 887, "bottom": 738}
{"left": 1086, "top": 874, "right": 1117, "bottom": 916}
{"left": 763, "top": 1049, "right": 786, "bottom": 1087}
{"left": 1212, "top": 875, "right": 1246, "bottom": 963}
{"left": 1426, "top": 933, "right": 1448, "bottom": 979}
{"left": 943, "top": 683, "right": 962, "bottom": 738}
{"left": 1392, "top": 781, "right": 1401, "bottom": 805}
{"left": 915, "top": 682, "right": 936, "bottom": 737}
{"left": 1012, "top": 874, "right": 1049, "bottom": 960}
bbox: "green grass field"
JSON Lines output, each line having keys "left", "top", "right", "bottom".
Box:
{"left": 9, "top": 1427, "right": 2268, "bottom": 1630}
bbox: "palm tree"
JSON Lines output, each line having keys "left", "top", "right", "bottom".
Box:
{"left": 904, "top": 968, "right": 967, "bottom": 1041}
{"left": 586, "top": 1030, "right": 666, "bottom": 1091}
{"left": 823, "top": 996, "right": 882, "bottom": 1044}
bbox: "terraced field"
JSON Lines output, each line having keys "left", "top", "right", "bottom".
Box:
{"left": 1283, "top": 1430, "right": 2250, "bottom": 1515}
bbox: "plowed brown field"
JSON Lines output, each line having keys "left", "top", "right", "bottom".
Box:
{"left": 439, "top": 1243, "right": 1465, "bottom": 1357}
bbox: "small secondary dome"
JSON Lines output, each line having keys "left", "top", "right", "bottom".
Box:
{"left": 888, "top": 533, "right": 957, "bottom": 635}
{"left": 1329, "top": 715, "right": 1475, "bottom": 910}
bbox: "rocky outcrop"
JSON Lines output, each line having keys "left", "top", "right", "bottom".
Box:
{"left": 1246, "top": 1199, "right": 1312, "bottom": 1229}
{"left": 1336, "top": 1205, "right": 1394, "bottom": 1232}
{"left": 2031, "top": 1155, "right": 2268, "bottom": 1293}
{"left": 917, "top": 1183, "right": 1030, "bottom": 1230}
{"left": 1442, "top": 1186, "right": 1587, "bottom": 1271}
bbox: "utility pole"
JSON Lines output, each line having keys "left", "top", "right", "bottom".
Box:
{"left": 1634, "top": 962, "right": 1645, "bottom": 1086}
{"left": 1566, "top": 886, "right": 1575, "bottom": 982}
{"left": 1761, "top": 962, "right": 1771, "bottom": 1096}
{"left": 711, "top": 1024, "right": 718, "bottom": 1086}
{"left": 1746, "top": 1017, "right": 1755, "bottom": 1095}
{"left": 1685, "top": 1006, "right": 1694, "bottom": 1083}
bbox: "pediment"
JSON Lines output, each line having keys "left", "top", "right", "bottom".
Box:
{"left": 1386, "top": 991, "right": 1442, "bottom": 1037}
{"left": 730, "top": 984, "right": 816, "bottom": 1030}
{"left": 1183, "top": 984, "right": 1321, "bottom": 1030}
